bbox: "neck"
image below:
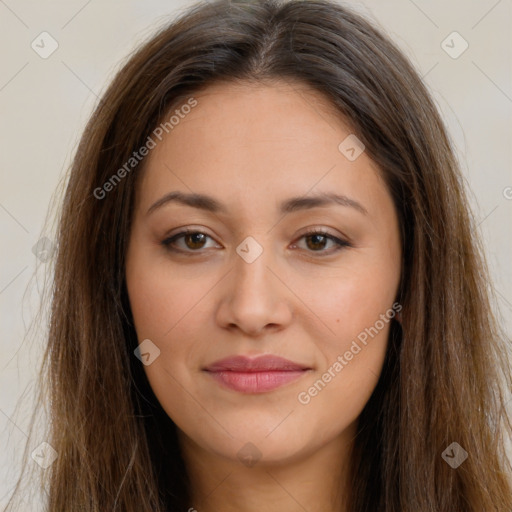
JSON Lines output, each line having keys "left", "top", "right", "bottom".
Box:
{"left": 177, "top": 423, "right": 356, "bottom": 512}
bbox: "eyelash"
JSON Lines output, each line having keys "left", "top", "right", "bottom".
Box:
{"left": 161, "top": 228, "right": 352, "bottom": 256}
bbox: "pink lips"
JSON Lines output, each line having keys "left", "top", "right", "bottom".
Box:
{"left": 203, "top": 355, "right": 311, "bottom": 393}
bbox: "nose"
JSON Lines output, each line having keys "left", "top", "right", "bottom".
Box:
{"left": 215, "top": 242, "right": 293, "bottom": 336}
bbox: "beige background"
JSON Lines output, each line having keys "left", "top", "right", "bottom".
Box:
{"left": 1, "top": 0, "right": 511, "bottom": 505}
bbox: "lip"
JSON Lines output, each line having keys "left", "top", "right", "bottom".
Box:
{"left": 203, "top": 355, "right": 312, "bottom": 393}
{"left": 204, "top": 354, "right": 310, "bottom": 372}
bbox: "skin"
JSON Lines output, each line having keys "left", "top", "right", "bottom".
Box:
{"left": 125, "top": 80, "right": 402, "bottom": 512}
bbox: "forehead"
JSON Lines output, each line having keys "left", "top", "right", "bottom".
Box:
{"left": 136, "top": 80, "right": 389, "bottom": 219}
{"left": 162, "top": 79, "right": 351, "bottom": 153}
{"left": 145, "top": 79, "right": 355, "bottom": 171}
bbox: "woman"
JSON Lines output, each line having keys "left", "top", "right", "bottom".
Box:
{"left": 4, "top": 0, "right": 511, "bottom": 510}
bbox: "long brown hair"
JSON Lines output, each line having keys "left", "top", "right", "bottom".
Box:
{"left": 4, "top": 0, "right": 511, "bottom": 510}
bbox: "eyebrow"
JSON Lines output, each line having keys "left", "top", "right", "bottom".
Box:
{"left": 146, "top": 190, "right": 368, "bottom": 216}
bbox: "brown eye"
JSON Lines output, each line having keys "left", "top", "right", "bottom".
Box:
{"left": 162, "top": 230, "right": 218, "bottom": 253}
{"left": 304, "top": 233, "right": 329, "bottom": 251}
{"left": 293, "top": 230, "right": 351, "bottom": 255}
{"left": 182, "top": 232, "right": 208, "bottom": 250}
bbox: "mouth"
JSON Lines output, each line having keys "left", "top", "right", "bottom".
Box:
{"left": 203, "top": 354, "right": 312, "bottom": 393}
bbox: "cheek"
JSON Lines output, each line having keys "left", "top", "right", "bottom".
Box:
{"left": 295, "top": 338, "right": 387, "bottom": 448}
{"left": 126, "top": 262, "right": 208, "bottom": 430}
{"left": 290, "top": 258, "right": 398, "bottom": 416}
{"left": 127, "top": 268, "right": 210, "bottom": 398}
{"left": 295, "top": 298, "right": 393, "bottom": 439}
{"left": 290, "top": 258, "right": 399, "bottom": 348}
{"left": 126, "top": 249, "right": 212, "bottom": 341}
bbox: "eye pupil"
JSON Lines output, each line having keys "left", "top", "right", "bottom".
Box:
{"left": 306, "top": 234, "right": 327, "bottom": 251}
{"left": 186, "top": 232, "right": 207, "bottom": 249}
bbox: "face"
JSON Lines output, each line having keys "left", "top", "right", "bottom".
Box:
{"left": 125, "top": 80, "right": 401, "bottom": 466}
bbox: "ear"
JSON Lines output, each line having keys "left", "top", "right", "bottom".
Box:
{"left": 394, "top": 310, "right": 402, "bottom": 324}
